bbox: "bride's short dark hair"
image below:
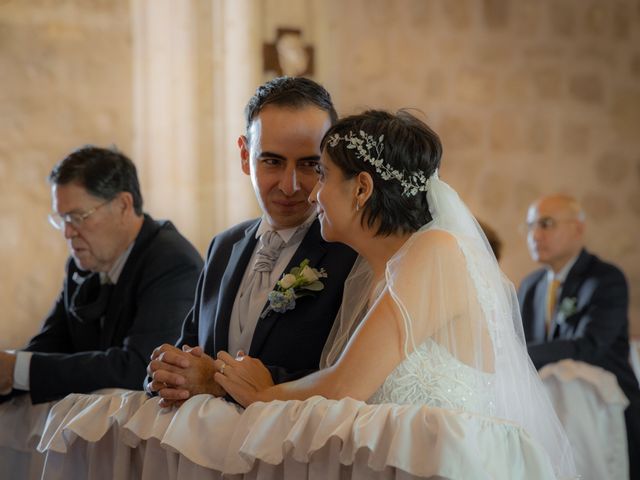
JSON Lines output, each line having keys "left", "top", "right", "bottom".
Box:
{"left": 322, "top": 109, "right": 442, "bottom": 236}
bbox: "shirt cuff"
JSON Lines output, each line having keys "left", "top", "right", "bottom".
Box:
{"left": 13, "top": 351, "right": 32, "bottom": 391}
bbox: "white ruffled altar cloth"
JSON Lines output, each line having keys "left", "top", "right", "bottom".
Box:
{"left": 540, "top": 360, "right": 629, "bottom": 480}
{"left": 37, "top": 388, "right": 148, "bottom": 479}
{"left": 0, "top": 394, "right": 51, "bottom": 479}
{"left": 34, "top": 390, "right": 558, "bottom": 480}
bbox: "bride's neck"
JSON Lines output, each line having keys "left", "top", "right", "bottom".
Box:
{"left": 357, "top": 231, "right": 413, "bottom": 280}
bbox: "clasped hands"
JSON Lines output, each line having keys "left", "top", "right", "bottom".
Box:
{"left": 146, "top": 344, "right": 273, "bottom": 408}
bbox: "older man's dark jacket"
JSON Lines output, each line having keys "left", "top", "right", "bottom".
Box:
{"left": 2, "top": 215, "right": 203, "bottom": 404}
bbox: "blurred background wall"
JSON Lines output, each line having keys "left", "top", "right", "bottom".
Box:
{"left": 1, "top": 0, "right": 639, "bottom": 349}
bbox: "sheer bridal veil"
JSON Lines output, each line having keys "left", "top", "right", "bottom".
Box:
{"left": 321, "top": 173, "right": 576, "bottom": 479}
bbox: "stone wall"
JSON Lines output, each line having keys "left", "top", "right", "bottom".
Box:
{"left": 1, "top": 0, "right": 638, "bottom": 351}
{"left": 0, "top": 0, "right": 133, "bottom": 348}
{"left": 316, "top": 0, "right": 640, "bottom": 334}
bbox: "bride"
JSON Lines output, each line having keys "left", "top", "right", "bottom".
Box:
{"left": 215, "top": 110, "right": 576, "bottom": 478}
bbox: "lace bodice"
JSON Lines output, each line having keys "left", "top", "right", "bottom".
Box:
{"left": 368, "top": 339, "right": 496, "bottom": 416}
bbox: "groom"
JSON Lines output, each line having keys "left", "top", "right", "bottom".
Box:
{"left": 146, "top": 77, "right": 357, "bottom": 405}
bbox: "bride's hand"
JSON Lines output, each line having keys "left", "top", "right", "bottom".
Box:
{"left": 214, "top": 351, "right": 274, "bottom": 407}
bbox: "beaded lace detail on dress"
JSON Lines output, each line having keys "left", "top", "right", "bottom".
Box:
{"left": 368, "top": 339, "right": 496, "bottom": 415}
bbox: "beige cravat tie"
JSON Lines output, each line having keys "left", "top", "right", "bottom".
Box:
{"left": 545, "top": 278, "right": 561, "bottom": 335}
{"left": 253, "top": 230, "right": 285, "bottom": 288}
{"left": 238, "top": 230, "right": 285, "bottom": 331}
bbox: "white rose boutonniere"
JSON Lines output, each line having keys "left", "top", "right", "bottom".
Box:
{"left": 261, "top": 259, "right": 327, "bottom": 318}
{"left": 557, "top": 297, "right": 578, "bottom": 323}
{"left": 279, "top": 273, "right": 297, "bottom": 290}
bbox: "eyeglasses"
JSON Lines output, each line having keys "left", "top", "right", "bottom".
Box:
{"left": 524, "top": 217, "right": 578, "bottom": 232}
{"left": 48, "top": 199, "right": 112, "bottom": 230}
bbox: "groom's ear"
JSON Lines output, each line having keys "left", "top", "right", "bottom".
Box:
{"left": 238, "top": 135, "right": 251, "bottom": 175}
{"left": 355, "top": 171, "right": 374, "bottom": 204}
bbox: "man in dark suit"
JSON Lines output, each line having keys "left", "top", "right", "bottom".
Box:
{"left": 518, "top": 193, "right": 640, "bottom": 478}
{"left": 0, "top": 146, "right": 203, "bottom": 404}
{"left": 146, "top": 77, "right": 358, "bottom": 406}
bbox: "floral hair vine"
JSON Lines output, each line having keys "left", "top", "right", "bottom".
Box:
{"left": 327, "top": 130, "right": 430, "bottom": 197}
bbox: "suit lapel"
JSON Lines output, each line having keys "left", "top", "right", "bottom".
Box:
{"left": 552, "top": 249, "right": 589, "bottom": 338}
{"left": 212, "top": 221, "right": 260, "bottom": 353}
{"left": 100, "top": 215, "right": 160, "bottom": 348}
{"left": 249, "top": 220, "right": 327, "bottom": 357}
{"left": 558, "top": 250, "right": 589, "bottom": 303}
{"left": 532, "top": 275, "right": 548, "bottom": 341}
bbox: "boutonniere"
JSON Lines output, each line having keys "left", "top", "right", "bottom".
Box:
{"left": 557, "top": 297, "right": 578, "bottom": 323}
{"left": 261, "top": 259, "right": 327, "bottom": 318}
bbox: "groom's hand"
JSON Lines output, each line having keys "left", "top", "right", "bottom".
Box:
{"left": 174, "top": 345, "right": 226, "bottom": 398}
{"left": 147, "top": 344, "right": 225, "bottom": 408}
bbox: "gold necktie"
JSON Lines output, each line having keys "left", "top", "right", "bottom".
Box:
{"left": 546, "top": 279, "right": 561, "bottom": 334}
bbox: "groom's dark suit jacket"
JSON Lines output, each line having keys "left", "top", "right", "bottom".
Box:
{"left": 518, "top": 248, "right": 640, "bottom": 477}
{"left": 2, "top": 215, "right": 203, "bottom": 404}
{"left": 177, "top": 218, "right": 357, "bottom": 383}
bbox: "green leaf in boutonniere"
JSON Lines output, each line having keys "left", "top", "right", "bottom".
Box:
{"left": 261, "top": 259, "right": 327, "bottom": 318}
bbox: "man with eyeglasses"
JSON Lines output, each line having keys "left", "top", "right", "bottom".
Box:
{"left": 518, "top": 193, "right": 639, "bottom": 478}
{"left": 0, "top": 146, "right": 203, "bottom": 404}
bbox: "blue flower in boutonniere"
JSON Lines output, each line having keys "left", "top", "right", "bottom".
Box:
{"left": 261, "top": 259, "right": 327, "bottom": 318}
{"left": 557, "top": 297, "right": 578, "bottom": 323}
